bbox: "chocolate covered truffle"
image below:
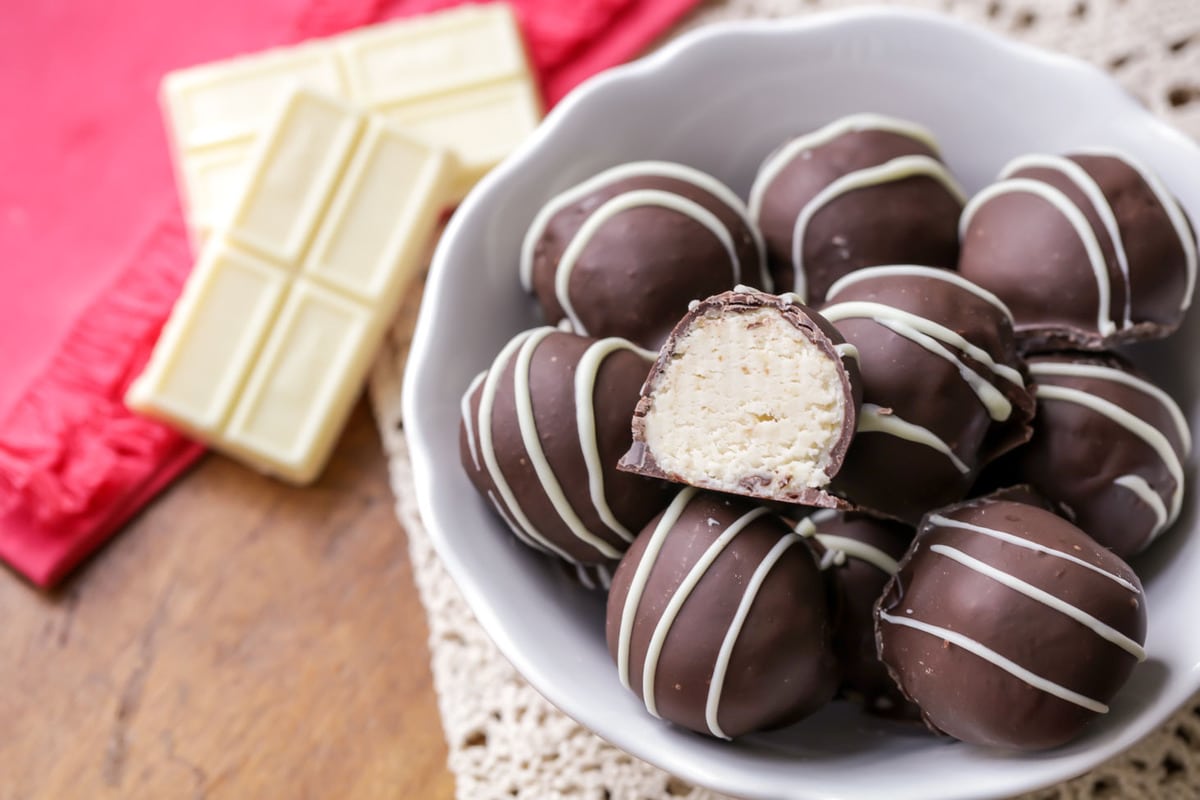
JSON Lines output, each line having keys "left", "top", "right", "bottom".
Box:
{"left": 1004, "top": 353, "right": 1190, "bottom": 558}
{"left": 877, "top": 497, "right": 1147, "bottom": 750}
{"left": 460, "top": 327, "right": 670, "bottom": 565}
{"left": 607, "top": 488, "right": 838, "bottom": 739}
{"left": 520, "top": 161, "right": 768, "bottom": 349}
{"left": 821, "top": 265, "right": 1036, "bottom": 523}
{"left": 794, "top": 510, "right": 918, "bottom": 718}
{"left": 959, "top": 150, "right": 1197, "bottom": 350}
{"left": 748, "top": 113, "right": 965, "bottom": 305}
{"left": 619, "top": 287, "right": 861, "bottom": 507}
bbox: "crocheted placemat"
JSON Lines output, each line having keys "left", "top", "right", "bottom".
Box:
{"left": 370, "top": 1, "right": 1200, "bottom": 796}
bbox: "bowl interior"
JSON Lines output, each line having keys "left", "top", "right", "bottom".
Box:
{"left": 404, "top": 10, "right": 1200, "bottom": 800}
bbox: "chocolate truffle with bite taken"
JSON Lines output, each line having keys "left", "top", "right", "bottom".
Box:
{"left": 460, "top": 327, "right": 670, "bottom": 566}
{"left": 748, "top": 113, "right": 965, "bottom": 305}
{"left": 619, "top": 287, "right": 861, "bottom": 508}
{"left": 877, "top": 496, "right": 1147, "bottom": 751}
{"left": 820, "top": 265, "right": 1036, "bottom": 523}
{"left": 521, "top": 161, "right": 768, "bottom": 350}
{"left": 958, "top": 150, "right": 1197, "bottom": 351}
{"left": 1002, "top": 352, "right": 1190, "bottom": 558}
{"left": 607, "top": 488, "right": 838, "bottom": 739}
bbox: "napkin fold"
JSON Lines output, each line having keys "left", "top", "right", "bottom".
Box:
{"left": 0, "top": 0, "right": 699, "bottom": 587}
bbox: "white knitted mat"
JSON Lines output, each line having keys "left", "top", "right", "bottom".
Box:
{"left": 370, "top": 1, "right": 1200, "bottom": 797}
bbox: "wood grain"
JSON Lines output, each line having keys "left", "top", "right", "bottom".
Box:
{"left": 0, "top": 401, "right": 454, "bottom": 800}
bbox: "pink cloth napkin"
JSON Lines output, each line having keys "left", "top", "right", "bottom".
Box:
{"left": 0, "top": 0, "right": 700, "bottom": 588}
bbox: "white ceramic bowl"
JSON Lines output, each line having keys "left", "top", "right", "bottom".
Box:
{"left": 404, "top": 8, "right": 1200, "bottom": 799}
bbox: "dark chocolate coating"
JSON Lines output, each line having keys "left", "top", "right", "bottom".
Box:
{"left": 606, "top": 490, "right": 838, "bottom": 738}
{"left": 877, "top": 498, "right": 1147, "bottom": 750}
{"left": 460, "top": 327, "right": 672, "bottom": 565}
{"left": 959, "top": 152, "right": 1196, "bottom": 351}
{"left": 753, "top": 124, "right": 963, "bottom": 305}
{"left": 1001, "top": 352, "right": 1189, "bottom": 558}
{"left": 821, "top": 267, "right": 1036, "bottom": 523}
{"left": 799, "top": 511, "right": 919, "bottom": 718}
{"left": 558, "top": 560, "right": 617, "bottom": 593}
{"left": 619, "top": 288, "right": 862, "bottom": 507}
{"left": 527, "top": 165, "right": 765, "bottom": 350}
{"left": 968, "top": 483, "right": 1067, "bottom": 518}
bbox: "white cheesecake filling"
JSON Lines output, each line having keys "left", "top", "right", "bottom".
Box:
{"left": 642, "top": 307, "right": 846, "bottom": 493}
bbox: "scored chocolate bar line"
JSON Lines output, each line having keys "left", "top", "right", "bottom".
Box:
{"left": 161, "top": 3, "right": 541, "bottom": 245}
{"left": 128, "top": 88, "right": 453, "bottom": 484}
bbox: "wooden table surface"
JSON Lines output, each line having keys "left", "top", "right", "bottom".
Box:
{"left": 0, "top": 400, "right": 454, "bottom": 800}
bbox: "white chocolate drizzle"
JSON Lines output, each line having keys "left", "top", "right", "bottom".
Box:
{"left": 641, "top": 506, "right": 770, "bottom": 718}
{"left": 617, "top": 488, "right": 699, "bottom": 689}
{"left": 748, "top": 113, "right": 942, "bottom": 225}
{"left": 814, "top": 533, "right": 900, "bottom": 575}
{"left": 1030, "top": 359, "right": 1189, "bottom": 543}
{"left": 821, "top": 283, "right": 1032, "bottom": 471}
{"left": 519, "top": 160, "right": 769, "bottom": 294}
{"left": 929, "top": 544, "right": 1146, "bottom": 660}
{"left": 1035, "top": 384, "right": 1185, "bottom": 527}
{"left": 816, "top": 547, "right": 842, "bottom": 571}
{"left": 486, "top": 490, "right": 540, "bottom": 553}
{"left": 575, "top": 336, "right": 657, "bottom": 543}
{"left": 513, "top": 329, "right": 623, "bottom": 559}
{"left": 878, "top": 611, "right": 1110, "bottom": 714}
{"left": 785, "top": 156, "right": 965, "bottom": 301}
{"left": 808, "top": 508, "right": 840, "bottom": 526}
{"left": 554, "top": 189, "right": 741, "bottom": 335}
{"left": 461, "top": 370, "right": 487, "bottom": 470}
{"left": 747, "top": 115, "right": 961, "bottom": 300}
{"left": 704, "top": 532, "right": 800, "bottom": 738}
{"left": 791, "top": 516, "right": 817, "bottom": 538}
{"left": 1073, "top": 147, "right": 1197, "bottom": 312}
{"left": 573, "top": 563, "right": 613, "bottom": 592}
{"left": 825, "top": 264, "right": 1015, "bottom": 325}
{"left": 833, "top": 342, "right": 860, "bottom": 363}
{"left": 792, "top": 511, "right": 899, "bottom": 574}
{"left": 1114, "top": 474, "right": 1170, "bottom": 538}
{"left": 1000, "top": 154, "right": 1133, "bottom": 327}
{"left": 820, "top": 300, "right": 1024, "bottom": 386}
{"left": 1028, "top": 360, "right": 1191, "bottom": 456}
{"left": 926, "top": 514, "right": 1138, "bottom": 592}
{"left": 960, "top": 177, "right": 1117, "bottom": 336}
{"left": 473, "top": 328, "right": 654, "bottom": 564}
{"left": 857, "top": 404, "right": 969, "bottom": 474}
{"left": 476, "top": 330, "right": 573, "bottom": 560}
{"left": 880, "top": 316, "right": 1012, "bottom": 420}
{"left": 574, "top": 563, "right": 597, "bottom": 591}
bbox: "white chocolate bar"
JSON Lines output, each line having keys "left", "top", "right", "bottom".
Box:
{"left": 137, "top": 246, "right": 288, "bottom": 432}
{"left": 335, "top": 8, "right": 529, "bottom": 106}
{"left": 178, "top": 140, "right": 256, "bottom": 242}
{"left": 130, "top": 89, "right": 453, "bottom": 483}
{"left": 165, "top": 45, "right": 345, "bottom": 151}
{"left": 378, "top": 80, "right": 542, "bottom": 199}
{"left": 162, "top": 3, "right": 540, "bottom": 244}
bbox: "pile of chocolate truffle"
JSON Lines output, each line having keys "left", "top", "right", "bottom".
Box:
{"left": 459, "top": 113, "right": 1195, "bottom": 751}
